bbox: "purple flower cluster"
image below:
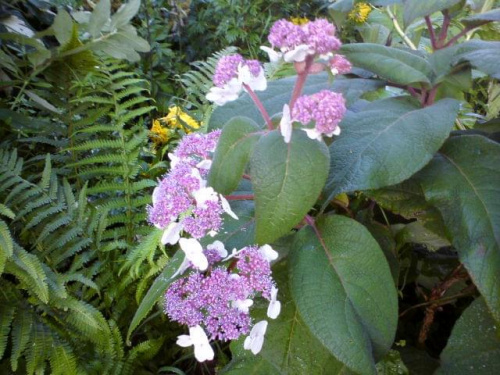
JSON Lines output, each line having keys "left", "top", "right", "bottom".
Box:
{"left": 147, "top": 130, "right": 225, "bottom": 239}
{"left": 165, "top": 245, "right": 278, "bottom": 342}
{"left": 266, "top": 18, "right": 341, "bottom": 61}
{"left": 212, "top": 54, "right": 263, "bottom": 88}
{"left": 293, "top": 90, "right": 347, "bottom": 139}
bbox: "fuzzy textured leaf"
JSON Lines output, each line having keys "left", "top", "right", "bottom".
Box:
{"left": 417, "top": 135, "right": 500, "bottom": 322}
{"left": 323, "top": 98, "right": 459, "bottom": 206}
{"left": 289, "top": 215, "right": 398, "bottom": 374}
{"left": 251, "top": 130, "right": 329, "bottom": 244}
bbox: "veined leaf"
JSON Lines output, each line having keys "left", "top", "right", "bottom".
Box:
{"left": 417, "top": 135, "right": 500, "bottom": 322}
{"left": 289, "top": 215, "right": 398, "bottom": 374}
{"left": 402, "top": 0, "right": 462, "bottom": 27}
{"left": 251, "top": 130, "right": 329, "bottom": 244}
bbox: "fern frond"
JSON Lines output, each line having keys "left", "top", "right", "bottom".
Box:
{"left": 9, "top": 308, "right": 31, "bottom": 371}
{"left": 0, "top": 304, "right": 15, "bottom": 359}
{"left": 119, "top": 106, "right": 156, "bottom": 124}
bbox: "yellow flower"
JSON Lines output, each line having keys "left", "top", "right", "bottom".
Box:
{"left": 290, "top": 16, "right": 309, "bottom": 26}
{"left": 348, "top": 2, "right": 372, "bottom": 24}
{"left": 160, "top": 106, "right": 200, "bottom": 133}
{"left": 150, "top": 119, "right": 169, "bottom": 145}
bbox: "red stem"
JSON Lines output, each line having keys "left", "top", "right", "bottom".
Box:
{"left": 243, "top": 83, "right": 273, "bottom": 130}
{"left": 437, "top": 10, "right": 451, "bottom": 47}
{"left": 442, "top": 26, "right": 474, "bottom": 48}
{"left": 289, "top": 56, "right": 314, "bottom": 110}
{"left": 425, "top": 16, "right": 437, "bottom": 50}
{"left": 224, "top": 194, "right": 254, "bottom": 201}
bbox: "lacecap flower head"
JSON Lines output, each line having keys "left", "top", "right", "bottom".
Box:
{"left": 280, "top": 90, "right": 346, "bottom": 143}
{"left": 166, "top": 244, "right": 280, "bottom": 362}
{"left": 206, "top": 53, "right": 267, "bottom": 106}
{"left": 262, "top": 18, "right": 341, "bottom": 63}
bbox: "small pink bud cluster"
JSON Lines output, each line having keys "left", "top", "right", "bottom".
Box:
{"left": 263, "top": 19, "right": 342, "bottom": 63}
{"left": 166, "top": 243, "right": 281, "bottom": 361}
{"left": 329, "top": 54, "right": 352, "bottom": 75}
{"left": 292, "top": 90, "right": 347, "bottom": 140}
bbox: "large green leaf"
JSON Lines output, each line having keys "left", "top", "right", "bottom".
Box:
{"left": 289, "top": 215, "right": 398, "bottom": 374}
{"left": 222, "top": 261, "right": 345, "bottom": 375}
{"left": 323, "top": 97, "right": 459, "bottom": 206}
{"left": 461, "top": 8, "right": 500, "bottom": 28}
{"left": 402, "top": 0, "right": 462, "bottom": 27}
{"left": 209, "top": 75, "right": 384, "bottom": 130}
{"left": 417, "top": 135, "right": 500, "bottom": 322}
{"left": 339, "top": 44, "right": 434, "bottom": 85}
{"left": 452, "top": 40, "right": 500, "bottom": 79}
{"left": 208, "top": 117, "right": 262, "bottom": 194}
{"left": 436, "top": 298, "right": 500, "bottom": 374}
{"left": 250, "top": 130, "right": 329, "bottom": 244}
{"left": 126, "top": 250, "right": 184, "bottom": 344}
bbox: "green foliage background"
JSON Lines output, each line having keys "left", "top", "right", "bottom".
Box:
{"left": 0, "top": 0, "right": 499, "bottom": 374}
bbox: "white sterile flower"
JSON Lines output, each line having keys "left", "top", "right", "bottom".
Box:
{"left": 196, "top": 159, "right": 212, "bottom": 170}
{"left": 244, "top": 320, "right": 268, "bottom": 355}
{"left": 206, "top": 78, "right": 242, "bottom": 106}
{"left": 161, "top": 221, "right": 183, "bottom": 245}
{"left": 260, "top": 46, "right": 282, "bottom": 63}
{"left": 177, "top": 325, "right": 214, "bottom": 362}
{"left": 302, "top": 128, "right": 323, "bottom": 141}
{"left": 232, "top": 299, "right": 254, "bottom": 313}
{"left": 190, "top": 168, "right": 206, "bottom": 189}
{"left": 192, "top": 187, "right": 218, "bottom": 208}
{"left": 267, "top": 286, "right": 281, "bottom": 319}
{"left": 258, "top": 244, "right": 278, "bottom": 262}
{"left": 152, "top": 186, "right": 161, "bottom": 206}
{"left": 283, "top": 44, "right": 311, "bottom": 63}
{"left": 280, "top": 104, "right": 292, "bottom": 144}
{"left": 219, "top": 194, "right": 239, "bottom": 220}
{"left": 179, "top": 238, "right": 208, "bottom": 271}
{"left": 171, "top": 256, "right": 190, "bottom": 279}
{"left": 168, "top": 153, "right": 180, "bottom": 169}
{"left": 207, "top": 240, "right": 228, "bottom": 258}
{"left": 239, "top": 64, "right": 267, "bottom": 92}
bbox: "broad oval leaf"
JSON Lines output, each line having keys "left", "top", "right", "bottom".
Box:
{"left": 340, "top": 43, "right": 434, "bottom": 85}
{"left": 208, "top": 116, "right": 262, "bottom": 194}
{"left": 323, "top": 97, "right": 459, "bottom": 207}
{"left": 289, "top": 215, "right": 398, "bottom": 375}
{"left": 437, "top": 297, "right": 500, "bottom": 374}
{"left": 250, "top": 130, "right": 329, "bottom": 244}
{"left": 126, "top": 249, "right": 184, "bottom": 344}
{"left": 452, "top": 40, "right": 500, "bottom": 79}
{"left": 209, "top": 74, "right": 384, "bottom": 130}
{"left": 222, "top": 261, "right": 345, "bottom": 375}
{"left": 402, "top": 0, "right": 462, "bottom": 27}
{"left": 417, "top": 135, "right": 500, "bottom": 322}
{"left": 461, "top": 8, "right": 500, "bottom": 28}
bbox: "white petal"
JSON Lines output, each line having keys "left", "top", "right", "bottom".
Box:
{"left": 161, "top": 222, "right": 183, "bottom": 245}
{"left": 206, "top": 86, "right": 240, "bottom": 106}
{"left": 280, "top": 104, "right": 292, "bottom": 144}
{"left": 232, "top": 299, "right": 254, "bottom": 313}
{"left": 179, "top": 238, "right": 208, "bottom": 271}
{"left": 302, "top": 128, "right": 323, "bottom": 141}
{"left": 259, "top": 244, "right": 278, "bottom": 262}
{"left": 267, "top": 300, "right": 281, "bottom": 319}
{"left": 196, "top": 159, "right": 212, "bottom": 170}
{"left": 247, "top": 68, "right": 267, "bottom": 92}
{"left": 238, "top": 64, "right": 252, "bottom": 85}
{"left": 193, "top": 187, "right": 218, "bottom": 208}
{"left": 152, "top": 186, "right": 161, "bottom": 206}
{"left": 171, "top": 256, "right": 190, "bottom": 279}
{"left": 220, "top": 195, "right": 239, "bottom": 220}
{"left": 207, "top": 240, "right": 228, "bottom": 258}
{"left": 244, "top": 321, "right": 268, "bottom": 355}
{"left": 168, "top": 153, "right": 180, "bottom": 169}
{"left": 330, "top": 67, "right": 339, "bottom": 76}
{"left": 176, "top": 334, "right": 193, "bottom": 347}
{"left": 283, "top": 44, "right": 311, "bottom": 63}
{"left": 190, "top": 326, "right": 214, "bottom": 362}
{"left": 324, "top": 126, "right": 341, "bottom": 138}
{"left": 260, "top": 46, "right": 282, "bottom": 63}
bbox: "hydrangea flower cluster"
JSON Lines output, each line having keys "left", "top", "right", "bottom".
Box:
{"left": 166, "top": 242, "right": 281, "bottom": 362}
{"left": 280, "top": 90, "right": 347, "bottom": 142}
{"left": 206, "top": 53, "right": 267, "bottom": 106}
{"left": 329, "top": 54, "right": 352, "bottom": 75}
{"left": 147, "top": 130, "right": 238, "bottom": 247}
{"left": 262, "top": 18, "right": 341, "bottom": 63}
